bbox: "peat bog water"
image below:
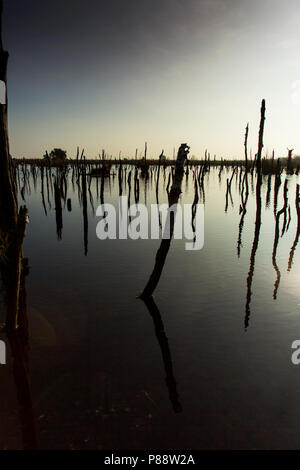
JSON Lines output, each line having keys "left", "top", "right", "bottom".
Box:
{"left": 0, "top": 163, "right": 299, "bottom": 450}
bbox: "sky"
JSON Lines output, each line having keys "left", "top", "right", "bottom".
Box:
{"left": 3, "top": 0, "right": 300, "bottom": 159}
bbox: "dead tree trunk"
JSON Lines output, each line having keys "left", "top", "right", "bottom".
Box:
{"left": 0, "top": 0, "right": 18, "bottom": 231}
{"left": 244, "top": 123, "right": 249, "bottom": 170}
{"left": 140, "top": 144, "right": 190, "bottom": 299}
{"left": 256, "top": 99, "right": 266, "bottom": 173}
{"left": 0, "top": 0, "right": 30, "bottom": 331}
{"left": 244, "top": 99, "right": 265, "bottom": 329}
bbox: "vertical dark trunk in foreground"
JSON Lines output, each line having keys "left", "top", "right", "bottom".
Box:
{"left": 0, "top": 0, "right": 17, "bottom": 231}
{"left": 0, "top": 0, "right": 28, "bottom": 331}
{"left": 245, "top": 100, "right": 265, "bottom": 330}
{"left": 0, "top": 1, "right": 36, "bottom": 448}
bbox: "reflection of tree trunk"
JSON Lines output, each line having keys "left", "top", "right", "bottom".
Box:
{"left": 142, "top": 296, "right": 182, "bottom": 413}
{"left": 156, "top": 159, "right": 161, "bottom": 201}
{"left": 54, "top": 180, "right": 63, "bottom": 240}
{"left": 118, "top": 164, "right": 123, "bottom": 196}
{"left": 140, "top": 144, "right": 190, "bottom": 299}
{"left": 272, "top": 180, "right": 288, "bottom": 299}
{"left": 100, "top": 170, "right": 105, "bottom": 206}
{"left": 134, "top": 168, "right": 139, "bottom": 203}
{"left": 265, "top": 174, "right": 272, "bottom": 208}
{"left": 245, "top": 174, "right": 262, "bottom": 329}
{"left": 6, "top": 258, "right": 37, "bottom": 449}
{"left": 244, "top": 100, "right": 265, "bottom": 330}
{"left": 127, "top": 170, "right": 132, "bottom": 221}
{"left": 237, "top": 172, "right": 249, "bottom": 257}
{"left": 273, "top": 173, "right": 281, "bottom": 216}
{"left": 1, "top": 233, "right": 37, "bottom": 449}
{"left": 191, "top": 178, "right": 199, "bottom": 239}
{"left": 40, "top": 166, "right": 47, "bottom": 215}
{"left": 288, "top": 184, "right": 300, "bottom": 272}
{"left": 225, "top": 168, "right": 236, "bottom": 213}
{"left": 0, "top": 201, "right": 36, "bottom": 449}
{"left": 82, "top": 168, "right": 88, "bottom": 256}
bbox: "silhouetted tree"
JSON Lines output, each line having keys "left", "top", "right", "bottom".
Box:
{"left": 48, "top": 148, "right": 67, "bottom": 162}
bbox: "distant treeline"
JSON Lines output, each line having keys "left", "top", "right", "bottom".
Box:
{"left": 12, "top": 155, "right": 300, "bottom": 171}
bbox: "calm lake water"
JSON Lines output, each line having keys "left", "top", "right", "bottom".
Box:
{"left": 0, "top": 164, "right": 299, "bottom": 449}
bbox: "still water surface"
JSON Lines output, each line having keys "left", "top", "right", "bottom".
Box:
{"left": 0, "top": 165, "right": 299, "bottom": 449}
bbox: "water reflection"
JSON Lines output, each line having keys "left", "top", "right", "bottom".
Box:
{"left": 244, "top": 168, "right": 262, "bottom": 330}
{"left": 141, "top": 296, "right": 182, "bottom": 414}
{"left": 288, "top": 184, "right": 300, "bottom": 272}
{"left": 2, "top": 149, "right": 298, "bottom": 449}
{"left": 237, "top": 171, "right": 249, "bottom": 258}
{"left": 81, "top": 164, "right": 89, "bottom": 256}
{"left": 14, "top": 157, "right": 300, "bottom": 330}
{"left": 244, "top": 99, "right": 265, "bottom": 330}
{"left": 272, "top": 179, "right": 288, "bottom": 300}
{"left": 0, "top": 206, "right": 37, "bottom": 449}
{"left": 138, "top": 145, "right": 190, "bottom": 413}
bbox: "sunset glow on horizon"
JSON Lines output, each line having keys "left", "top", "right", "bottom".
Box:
{"left": 4, "top": 0, "right": 300, "bottom": 159}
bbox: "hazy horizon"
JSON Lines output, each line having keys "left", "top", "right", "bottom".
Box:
{"left": 4, "top": 0, "right": 300, "bottom": 159}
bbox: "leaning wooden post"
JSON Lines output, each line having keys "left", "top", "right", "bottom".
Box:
{"left": 140, "top": 144, "right": 190, "bottom": 299}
